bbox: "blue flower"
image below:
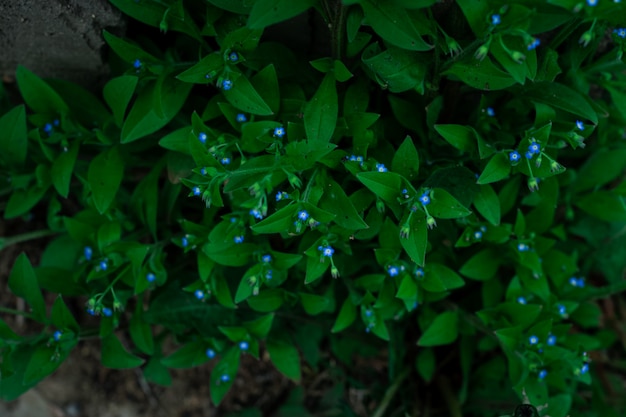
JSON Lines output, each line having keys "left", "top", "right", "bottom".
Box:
{"left": 198, "top": 132, "right": 207, "bottom": 143}
{"left": 557, "top": 304, "right": 567, "bottom": 315}
{"left": 547, "top": 334, "right": 557, "bottom": 346}
{"left": 528, "top": 142, "right": 541, "bottom": 154}
{"left": 419, "top": 194, "right": 431, "bottom": 205}
{"left": 181, "top": 236, "right": 189, "bottom": 247}
{"left": 133, "top": 58, "right": 142, "bottom": 69}
{"left": 491, "top": 14, "right": 501, "bottom": 25}
{"left": 576, "top": 120, "right": 584, "bottom": 131}
{"left": 388, "top": 265, "right": 399, "bottom": 277}
{"left": 365, "top": 309, "right": 373, "bottom": 317}
{"left": 53, "top": 119, "right": 60, "bottom": 126}
{"left": 273, "top": 126, "right": 285, "bottom": 138}
{"left": 525, "top": 151, "right": 534, "bottom": 159}
{"left": 517, "top": 296, "right": 527, "bottom": 304}
{"left": 570, "top": 277, "right": 585, "bottom": 287}
{"left": 538, "top": 369, "right": 548, "bottom": 380}
{"left": 517, "top": 243, "right": 529, "bottom": 252}
{"left": 375, "top": 163, "right": 388, "bottom": 172}
{"left": 220, "top": 157, "right": 231, "bottom": 165}
{"left": 87, "top": 308, "right": 96, "bottom": 316}
{"left": 236, "top": 113, "right": 247, "bottom": 122}
{"left": 99, "top": 259, "right": 108, "bottom": 271}
{"left": 220, "top": 374, "right": 230, "bottom": 382}
{"left": 53, "top": 330, "right": 63, "bottom": 341}
{"left": 194, "top": 289, "right": 204, "bottom": 300}
{"left": 234, "top": 235, "right": 244, "bottom": 244}
{"left": 615, "top": 28, "right": 626, "bottom": 38}
{"left": 276, "top": 191, "right": 288, "bottom": 201}
{"left": 102, "top": 307, "right": 113, "bottom": 317}
{"left": 529, "top": 335, "right": 539, "bottom": 345}
{"left": 474, "top": 231, "right": 483, "bottom": 239}
{"left": 229, "top": 52, "right": 239, "bottom": 62}
{"left": 43, "top": 123, "right": 53, "bottom": 134}
{"left": 586, "top": 0, "right": 597, "bottom": 5}
{"left": 84, "top": 246, "right": 93, "bottom": 261}
{"left": 509, "top": 151, "right": 521, "bottom": 163}
{"left": 527, "top": 38, "right": 541, "bottom": 50}
{"left": 200, "top": 167, "right": 207, "bottom": 175}
{"left": 581, "top": 363, "right": 589, "bottom": 374}
{"left": 414, "top": 268, "right": 424, "bottom": 278}
{"left": 193, "top": 186, "right": 201, "bottom": 196}
{"left": 486, "top": 107, "right": 495, "bottom": 117}
{"left": 318, "top": 245, "right": 335, "bottom": 257}
{"left": 239, "top": 341, "right": 249, "bottom": 350}
{"left": 262, "top": 254, "right": 271, "bottom": 263}
{"left": 265, "top": 269, "right": 273, "bottom": 280}
{"left": 250, "top": 209, "right": 263, "bottom": 220}
{"left": 297, "top": 210, "right": 309, "bottom": 221}
{"left": 206, "top": 348, "right": 216, "bottom": 359}
{"left": 146, "top": 272, "right": 156, "bottom": 283}
{"left": 222, "top": 79, "right": 232, "bottom": 90}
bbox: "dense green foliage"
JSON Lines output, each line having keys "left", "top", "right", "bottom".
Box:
{"left": 2, "top": 0, "right": 626, "bottom": 415}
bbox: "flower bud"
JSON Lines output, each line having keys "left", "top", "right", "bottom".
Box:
{"left": 426, "top": 215, "right": 437, "bottom": 229}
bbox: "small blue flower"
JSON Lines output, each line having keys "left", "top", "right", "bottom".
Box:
{"left": 100, "top": 259, "right": 108, "bottom": 271}
{"left": 239, "top": 341, "right": 249, "bottom": 350}
{"left": 586, "top": 0, "right": 597, "bottom": 5}
{"left": 365, "top": 309, "right": 373, "bottom": 317}
{"left": 486, "top": 107, "right": 495, "bottom": 117}
{"left": 615, "top": 28, "right": 626, "bottom": 38}
{"left": 220, "top": 374, "right": 230, "bottom": 382}
{"left": 200, "top": 167, "right": 207, "bottom": 175}
{"left": 87, "top": 308, "right": 96, "bottom": 316}
{"left": 262, "top": 254, "right": 271, "bottom": 263}
{"left": 273, "top": 126, "right": 285, "bottom": 138}
{"left": 182, "top": 236, "right": 189, "bottom": 247}
{"left": 414, "top": 268, "right": 424, "bottom": 278}
{"left": 102, "top": 307, "right": 113, "bottom": 317}
{"left": 558, "top": 304, "right": 567, "bottom": 315}
{"left": 547, "top": 334, "right": 557, "bottom": 346}
{"left": 229, "top": 52, "right": 239, "bottom": 62}
{"left": 517, "top": 243, "right": 529, "bottom": 252}
{"left": 491, "top": 14, "right": 501, "bottom": 25}
{"left": 576, "top": 120, "right": 584, "bottom": 131}
{"left": 265, "top": 269, "right": 273, "bottom": 280}
{"left": 525, "top": 151, "right": 534, "bottom": 159}
{"left": 527, "top": 38, "right": 541, "bottom": 50}
{"left": 581, "top": 363, "right": 589, "bottom": 374}
{"left": 375, "top": 163, "right": 388, "bottom": 173}
{"left": 193, "top": 186, "right": 201, "bottom": 196}
{"left": 509, "top": 151, "right": 521, "bottom": 163}
{"left": 570, "top": 277, "right": 585, "bottom": 287}
{"left": 517, "top": 296, "right": 527, "bottom": 304}
{"left": 419, "top": 194, "right": 431, "bottom": 205}
{"left": 146, "top": 272, "right": 156, "bottom": 283}
{"left": 250, "top": 209, "right": 263, "bottom": 220}
{"left": 43, "top": 123, "right": 53, "bottom": 133}
{"left": 538, "top": 369, "right": 548, "bottom": 380}
{"left": 198, "top": 132, "right": 207, "bottom": 143}
{"left": 133, "top": 58, "right": 142, "bottom": 69}
{"left": 234, "top": 235, "right": 244, "bottom": 244}
{"left": 236, "top": 113, "right": 247, "bottom": 123}
{"left": 53, "top": 119, "right": 60, "bottom": 126}
{"left": 194, "top": 289, "right": 204, "bottom": 300}
{"left": 318, "top": 245, "right": 335, "bottom": 257}
{"left": 206, "top": 348, "right": 216, "bottom": 359}
{"left": 84, "top": 246, "right": 93, "bottom": 261}
{"left": 276, "top": 191, "right": 288, "bottom": 201}
{"left": 220, "top": 157, "right": 231, "bottom": 165}
{"left": 297, "top": 210, "right": 309, "bottom": 221}
{"left": 528, "top": 142, "right": 541, "bottom": 154}
{"left": 388, "top": 266, "right": 399, "bottom": 277}
{"left": 474, "top": 231, "right": 483, "bottom": 239}
{"left": 222, "top": 79, "right": 233, "bottom": 90}
{"left": 529, "top": 335, "right": 539, "bottom": 345}
{"left": 53, "top": 330, "right": 62, "bottom": 341}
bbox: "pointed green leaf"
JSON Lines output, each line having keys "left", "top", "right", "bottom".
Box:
{"left": 8, "top": 253, "right": 46, "bottom": 322}
{"left": 304, "top": 73, "right": 338, "bottom": 146}
{"left": 101, "top": 333, "right": 145, "bottom": 369}
{"left": 418, "top": 311, "right": 458, "bottom": 346}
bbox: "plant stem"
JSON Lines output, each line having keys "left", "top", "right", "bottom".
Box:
{"left": 372, "top": 367, "right": 410, "bottom": 417}
{"left": 0, "top": 229, "right": 58, "bottom": 251}
{"left": 0, "top": 306, "right": 38, "bottom": 320}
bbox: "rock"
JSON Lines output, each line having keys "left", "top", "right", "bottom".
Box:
{"left": 0, "top": 0, "right": 124, "bottom": 88}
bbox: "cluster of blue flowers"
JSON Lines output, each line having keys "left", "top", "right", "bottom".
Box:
{"left": 249, "top": 209, "right": 263, "bottom": 220}
{"left": 347, "top": 155, "right": 365, "bottom": 165}
{"left": 569, "top": 276, "right": 586, "bottom": 287}
{"left": 527, "top": 38, "right": 540, "bottom": 50}
{"left": 275, "top": 191, "right": 289, "bottom": 201}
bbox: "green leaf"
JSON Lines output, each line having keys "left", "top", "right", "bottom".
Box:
{"left": 362, "top": 43, "right": 428, "bottom": 93}
{"left": 224, "top": 73, "right": 273, "bottom": 116}
{"left": 88, "top": 146, "right": 124, "bottom": 214}
{"left": 392, "top": 136, "right": 420, "bottom": 181}
{"left": 247, "top": 289, "right": 286, "bottom": 312}
{"left": 400, "top": 214, "right": 427, "bottom": 266}
{"left": 159, "top": 126, "right": 191, "bottom": 154}
{"left": 8, "top": 253, "right": 46, "bottom": 322}
{"left": 304, "top": 73, "right": 338, "bottom": 146}
{"left": 15, "top": 66, "right": 69, "bottom": 115}
{"left": 101, "top": 333, "right": 145, "bottom": 369}
{"left": 176, "top": 53, "right": 223, "bottom": 84}
{"left": 422, "top": 263, "right": 465, "bottom": 292}
{"left": 318, "top": 179, "right": 368, "bottom": 230}
{"left": 251, "top": 64, "right": 281, "bottom": 114}
{"left": 0, "top": 105, "right": 27, "bottom": 166}
{"left": 51, "top": 141, "right": 79, "bottom": 198}
{"left": 429, "top": 188, "right": 472, "bottom": 219}
{"left": 418, "top": 311, "right": 458, "bottom": 346}
{"left": 477, "top": 153, "right": 511, "bottom": 184}
{"left": 247, "top": 0, "right": 317, "bottom": 29}
{"left": 24, "top": 342, "right": 75, "bottom": 385}
{"left": 51, "top": 296, "right": 79, "bottom": 332}
{"left": 523, "top": 82, "right": 598, "bottom": 124}
{"left": 207, "top": 0, "right": 254, "bottom": 14}
{"left": 460, "top": 249, "right": 500, "bottom": 280}
{"left": 204, "top": 243, "right": 255, "bottom": 267}
{"left": 455, "top": 0, "right": 489, "bottom": 36}
{"left": 300, "top": 293, "right": 330, "bottom": 315}
{"left": 573, "top": 148, "right": 626, "bottom": 193}
{"left": 332, "top": 298, "right": 357, "bottom": 333}
{"left": 103, "top": 30, "right": 159, "bottom": 65}
{"left": 161, "top": 341, "right": 209, "bottom": 368}
{"left": 267, "top": 338, "right": 302, "bottom": 381}
{"left": 251, "top": 205, "right": 298, "bottom": 234}
{"left": 575, "top": 191, "right": 626, "bottom": 222}
{"left": 473, "top": 184, "right": 501, "bottom": 225}
{"left": 356, "top": 171, "right": 402, "bottom": 204}
{"left": 415, "top": 348, "right": 435, "bottom": 382}
{"left": 434, "top": 124, "right": 477, "bottom": 154}
{"left": 130, "top": 303, "right": 154, "bottom": 355}
{"left": 444, "top": 56, "right": 516, "bottom": 91}
{"left": 360, "top": 1, "right": 432, "bottom": 51}
{"left": 210, "top": 347, "right": 240, "bottom": 404}
{"left": 244, "top": 314, "right": 274, "bottom": 339}
{"left": 103, "top": 75, "right": 138, "bottom": 127}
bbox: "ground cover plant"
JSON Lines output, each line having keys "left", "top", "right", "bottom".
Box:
{"left": 2, "top": 0, "right": 626, "bottom": 416}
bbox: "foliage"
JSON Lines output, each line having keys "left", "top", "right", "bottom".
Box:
{"left": 2, "top": 0, "right": 626, "bottom": 415}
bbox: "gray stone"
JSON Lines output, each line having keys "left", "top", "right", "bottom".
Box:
{"left": 0, "top": 0, "right": 124, "bottom": 88}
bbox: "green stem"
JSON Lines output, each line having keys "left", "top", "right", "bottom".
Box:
{"left": 331, "top": 1, "right": 347, "bottom": 60}
{"left": 0, "top": 229, "right": 59, "bottom": 251}
{"left": 0, "top": 306, "right": 38, "bottom": 320}
{"left": 372, "top": 368, "right": 410, "bottom": 417}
